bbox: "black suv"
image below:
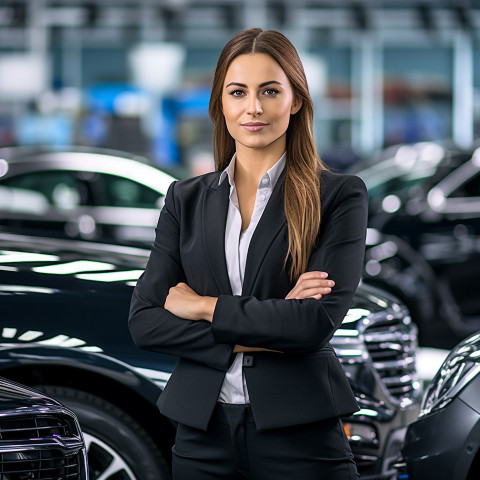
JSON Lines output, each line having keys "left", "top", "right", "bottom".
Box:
{"left": 0, "top": 232, "right": 421, "bottom": 480}
{"left": 399, "top": 330, "right": 480, "bottom": 479}
{"left": 0, "top": 375, "right": 88, "bottom": 479}
{"left": 352, "top": 142, "right": 480, "bottom": 348}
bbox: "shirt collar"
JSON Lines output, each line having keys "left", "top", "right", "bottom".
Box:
{"left": 266, "top": 152, "right": 286, "bottom": 189}
{"left": 218, "top": 152, "right": 286, "bottom": 189}
{"left": 218, "top": 154, "right": 237, "bottom": 186}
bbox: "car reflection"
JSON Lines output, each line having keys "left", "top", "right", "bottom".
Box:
{"left": 399, "top": 331, "right": 480, "bottom": 480}
{"left": 352, "top": 142, "right": 480, "bottom": 348}
{"left": 0, "top": 231, "right": 420, "bottom": 480}
{"left": 0, "top": 146, "right": 176, "bottom": 246}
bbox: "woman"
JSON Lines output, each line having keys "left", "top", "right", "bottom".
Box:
{"left": 129, "top": 27, "right": 367, "bottom": 479}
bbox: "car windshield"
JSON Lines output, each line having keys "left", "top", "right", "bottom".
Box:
{"left": 353, "top": 142, "right": 470, "bottom": 199}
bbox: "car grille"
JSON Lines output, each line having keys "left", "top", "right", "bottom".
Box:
{"left": 363, "top": 315, "right": 418, "bottom": 401}
{"left": 0, "top": 413, "right": 83, "bottom": 480}
{"left": 0, "top": 450, "right": 80, "bottom": 479}
{"left": 0, "top": 415, "right": 72, "bottom": 441}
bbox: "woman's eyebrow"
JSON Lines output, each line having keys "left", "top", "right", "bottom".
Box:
{"left": 225, "top": 80, "right": 283, "bottom": 89}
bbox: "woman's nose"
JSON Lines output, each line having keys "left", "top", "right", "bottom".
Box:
{"left": 246, "top": 96, "right": 263, "bottom": 115}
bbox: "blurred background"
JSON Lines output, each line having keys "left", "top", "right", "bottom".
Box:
{"left": 0, "top": 0, "right": 477, "bottom": 177}
{"left": 3, "top": 4, "right": 480, "bottom": 477}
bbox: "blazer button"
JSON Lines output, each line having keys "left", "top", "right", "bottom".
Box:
{"left": 242, "top": 355, "right": 254, "bottom": 367}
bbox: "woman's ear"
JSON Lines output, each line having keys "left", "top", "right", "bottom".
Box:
{"left": 291, "top": 97, "right": 303, "bottom": 115}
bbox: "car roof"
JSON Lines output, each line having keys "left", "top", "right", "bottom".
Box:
{"left": 0, "top": 146, "right": 177, "bottom": 195}
{"left": 0, "top": 145, "right": 149, "bottom": 163}
{"left": 352, "top": 141, "right": 472, "bottom": 195}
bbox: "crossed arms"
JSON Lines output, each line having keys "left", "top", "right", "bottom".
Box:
{"left": 128, "top": 174, "right": 368, "bottom": 371}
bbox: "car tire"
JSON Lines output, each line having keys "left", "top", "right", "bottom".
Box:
{"left": 36, "top": 385, "right": 171, "bottom": 480}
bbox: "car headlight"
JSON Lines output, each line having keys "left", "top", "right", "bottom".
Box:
{"left": 420, "top": 332, "right": 480, "bottom": 417}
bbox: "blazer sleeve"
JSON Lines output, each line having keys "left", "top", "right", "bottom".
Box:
{"left": 211, "top": 175, "right": 368, "bottom": 354}
{"left": 128, "top": 181, "right": 233, "bottom": 372}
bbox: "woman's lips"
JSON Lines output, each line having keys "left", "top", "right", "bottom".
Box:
{"left": 241, "top": 122, "right": 268, "bottom": 132}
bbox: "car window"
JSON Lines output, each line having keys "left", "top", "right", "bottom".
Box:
{"left": 449, "top": 170, "right": 480, "bottom": 199}
{"left": 100, "top": 174, "right": 164, "bottom": 208}
{"left": 2, "top": 171, "right": 92, "bottom": 208}
{"left": 358, "top": 149, "right": 468, "bottom": 200}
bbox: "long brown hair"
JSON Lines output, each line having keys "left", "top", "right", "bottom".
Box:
{"left": 209, "top": 27, "right": 326, "bottom": 281}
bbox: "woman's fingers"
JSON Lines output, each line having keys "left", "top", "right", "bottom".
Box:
{"left": 286, "top": 286, "right": 332, "bottom": 300}
{"left": 233, "top": 345, "right": 283, "bottom": 353}
{"left": 296, "top": 271, "right": 329, "bottom": 281}
{"left": 296, "top": 278, "right": 335, "bottom": 290}
{"left": 287, "top": 280, "right": 334, "bottom": 296}
{"left": 285, "top": 271, "right": 335, "bottom": 300}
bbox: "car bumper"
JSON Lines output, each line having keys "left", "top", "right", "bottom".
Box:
{"left": 402, "top": 397, "right": 480, "bottom": 480}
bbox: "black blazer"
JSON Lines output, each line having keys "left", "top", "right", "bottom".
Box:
{"left": 128, "top": 169, "right": 368, "bottom": 431}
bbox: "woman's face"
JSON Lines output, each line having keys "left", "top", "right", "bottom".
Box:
{"left": 221, "top": 53, "right": 301, "bottom": 156}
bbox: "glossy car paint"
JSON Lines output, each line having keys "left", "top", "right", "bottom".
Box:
{"left": 331, "top": 282, "right": 420, "bottom": 478}
{"left": 0, "top": 232, "right": 420, "bottom": 480}
{"left": 0, "top": 146, "right": 176, "bottom": 246}
{"left": 0, "top": 375, "right": 89, "bottom": 480}
{"left": 354, "top": 142, "right": 480, "bottom": 348}
{"left": 402, "top": 360, "right": 480, "bottom": 479}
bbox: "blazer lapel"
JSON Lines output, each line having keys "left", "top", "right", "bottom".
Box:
{"left": 242, "top": 172, "right": 287, "bottom": 296}
{"left": 202, "top": 174, "right": 233, "bottom": 295}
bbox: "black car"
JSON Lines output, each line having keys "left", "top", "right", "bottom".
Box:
{"left": 0, "top": 375, "right": 88, "bottom": 480}
{"left": 0, "top": 145, "right": 176, "bottom": 246}
{"left": 0, "top": 232, "right": 421, "bottom": 480}
{"left": 353, "top": 142, "right": 479, "bottom": 348}
{"left": 398, "top": 330, "right": 480, "bottom": 479}
{"left": 329, "top": 285, "right": 421, "bottom": 478}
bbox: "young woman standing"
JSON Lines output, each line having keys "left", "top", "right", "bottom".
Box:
{"left": 129, "top": 27, "right": 367, "bottom": 479}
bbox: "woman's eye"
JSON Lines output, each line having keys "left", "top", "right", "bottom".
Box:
{"left": 230, "top": 90, "right": 245, "bottom": 97}
{"left": 264, "top": 88, "right": 279, "bottom": 95}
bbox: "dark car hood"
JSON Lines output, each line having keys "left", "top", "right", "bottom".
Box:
{"left": 0, "top": 231, "right": 148, "bottom": 290}
{"left": 0, "top": 232, "right": 173, "bottom": 372}
{"left": 0, "top": 375, "right": 61, "bottom": 412}
{"left": 0, "top": 231, "right": 404, "bottom": 372}
{"left": 0, "top": 231, "right": 394, "bottom": 317}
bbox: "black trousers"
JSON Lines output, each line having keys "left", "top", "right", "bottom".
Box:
{"left": 172, "top": 403, "right": 359, "bottom": 480}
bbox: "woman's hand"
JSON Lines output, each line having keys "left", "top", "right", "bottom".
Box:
{"left": 285, "top": 271, "right": 334, "bottom": 300}
{"left": 164, "top": 282, "right": 217, "bottom": 322}
{"left": 233, "top": 345, "right": 283, "bottom": 353}
{"left": 235, "top": 272, "right": 333, "bottom": 355}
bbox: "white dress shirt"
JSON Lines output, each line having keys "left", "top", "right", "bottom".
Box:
{"left": 217, "top": 152, "right": 286, "bottom": 404}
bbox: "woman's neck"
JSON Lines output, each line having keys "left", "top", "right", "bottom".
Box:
{"left": 234, "top": 144, "right": 285, "bottom": 187}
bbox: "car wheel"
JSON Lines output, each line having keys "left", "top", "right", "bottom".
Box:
{"left": 36, "top": 385, "right": 171, "bottom": 480}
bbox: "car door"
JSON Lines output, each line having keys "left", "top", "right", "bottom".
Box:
{"left": 0, "top": 170, "right": 95, "bottom": 238}
{"left": 85, "top": 172, "right": 165, "bottom": 246}
{"left": 423, "top": 156, "right": 480, "bottom": 324}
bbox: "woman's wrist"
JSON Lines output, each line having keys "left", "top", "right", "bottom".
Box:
{"left": 201, "top": 296, "right": 218, "bottom": 323}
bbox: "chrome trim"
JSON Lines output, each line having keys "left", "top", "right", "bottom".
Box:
{"left": 0, "top": 405, "right": 77, "bottom": 420}
{"left": 2, "top": 152, "right": 176, "bottom": 196}
{"left": 0, "top": 439, "right": 84, "bottom": 452}
{"left": 364, "top": 314, "right": 419, "bottom": 402}
{"left": 0, "top": 405, "right": 87, "bottom": 479}
{"left": 333, "top": 301, "right": 420, "bottom": 405}
{"left": 0, "top": 232, "right": 150, "bottom": 259}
